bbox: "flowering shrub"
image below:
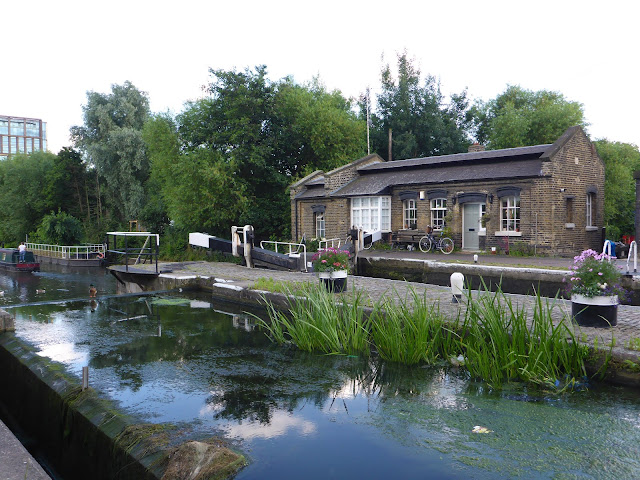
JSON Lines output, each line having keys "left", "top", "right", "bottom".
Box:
{"left": 565, "top": 249, "right": 626, "bottom": 300}
{"left": 312, "top": 247, "right": 350, "bottom": 273}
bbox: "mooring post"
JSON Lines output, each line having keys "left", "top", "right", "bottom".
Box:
{"left": 450, "top": 272, "right": 464, "bottom": 303}
{"left": 82, "top": 366, "right": 89, "bottom": 391}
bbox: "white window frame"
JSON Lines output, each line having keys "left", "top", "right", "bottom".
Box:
{"left": 586, "top": 192, "right": 594, "bottom": 228}
{"left": 500, "top": 195, "right": 520, "bottom": 232}
{"left": 351, "top": 196, "right": 391, "bottom": 232}
{"left": 403, "top": 199, "right": 417, "bottom": 229}
{"left": 430, "top": 198, "right": 447, "bottom": 231}
{"left": 315, "top": 212, "right": 325, "bottom": 239}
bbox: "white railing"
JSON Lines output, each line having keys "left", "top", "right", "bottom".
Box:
{"left": 602, "top": 239, "right": 616, "bottom": 261}
{"left": 26, "top": 242, "right": 106, "bottom": 260}
{"left": 319, "top": 238, "right": 342, "bottom": 249}
{"left": 626, "top": 241, "right": 637, "bottom": 274}
{"left": 259, "top": 240, "right": 307, "bottom": 272}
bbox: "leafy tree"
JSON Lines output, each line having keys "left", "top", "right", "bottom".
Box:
{"left": 172, "top": 67, "right": 365, "bottom": 238}
{"left": 0, "top": 151, "right": 58, "bottom": 244}
{"left": 594, "top": 140, "right": 640, "bottom": 240}
{"left": 34, "top": 210, "right": 84, "bottom": 245}
{"left": 474, "top": 85, "right": 587, "bottom": 149}
{"left": 369, "top": 52, "right": 472, "bottom": 160}
{"left": 70, "top": 81, "right": 151, "bottom": 224}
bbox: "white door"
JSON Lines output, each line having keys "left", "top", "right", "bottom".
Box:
{"left": 462, "top": 203, "right": 483, "bottom": 250}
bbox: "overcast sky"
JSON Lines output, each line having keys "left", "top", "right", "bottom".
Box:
{"left": 4, "top": 0, "right": 638, "bottom": 154}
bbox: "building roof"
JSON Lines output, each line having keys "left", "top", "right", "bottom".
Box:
{"left": 331, "top": 158, "right": 546, "bottom": 197}
{"left": 358, "top": 144, "right": 551, "bottom": 172}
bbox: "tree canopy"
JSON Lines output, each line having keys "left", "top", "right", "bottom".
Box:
{"left": 472, "top": 85, "right": 588, "bottom": 149}
{"left": 71, "top": 81, "right": 151, "bottom": 225}
{"left": 368, "top": 52, "right": 473, "bottom": 160}
{"left": 594, "top": 140, "right": 640, "bottom": 239}
{"left": 160, "top": 67, "right": 365, "bottom": 238}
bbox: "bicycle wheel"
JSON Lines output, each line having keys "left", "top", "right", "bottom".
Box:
{"left": 418, "top": 236, "right": 432, "bottom": 253}
{"left": 439, "top": 237, "right": 454, "bottom": 254}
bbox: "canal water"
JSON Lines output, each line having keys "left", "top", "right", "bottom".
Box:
{"left": 3, "top": 266, "right": 640, "bottom": 479}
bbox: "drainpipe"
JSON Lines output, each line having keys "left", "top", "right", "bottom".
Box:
{"left": 295, "top": 199, "right": 299, "bottom": 242}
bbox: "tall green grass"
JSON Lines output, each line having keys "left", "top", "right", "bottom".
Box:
{"left": 257, "top": 283, "right": 371, "bottom": 356}
{"left": 257, "top": 281, "right": 591, "bottom": 391}
{"left": 461, "top": 287, "right": 588, "bottom": 389}
{"left": 371, "top": 288, "right": 459, "bottom": 365}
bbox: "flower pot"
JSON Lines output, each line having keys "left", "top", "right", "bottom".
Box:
{"left": 571, "top": 294, "right": 618, "bottom": 328}
{"left": 318, "top": 270, "right": 348, "bottom": 293}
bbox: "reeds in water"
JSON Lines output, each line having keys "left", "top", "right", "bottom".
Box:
{"left": 257, "top": 281, "right": 591, "bottom": 390}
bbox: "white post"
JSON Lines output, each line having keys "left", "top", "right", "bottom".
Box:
{"left": 450, "top": 272, "right": 464, "bottom": 303}
{"left": 243, "top": 225, "right": 254, "bottom": 268}
{"left": 626, "top": 241, "right": 637, "bottom": 273}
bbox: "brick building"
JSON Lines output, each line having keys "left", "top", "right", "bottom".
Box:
{"left": 290, "top": 126, "right": 604, "bottom": 256}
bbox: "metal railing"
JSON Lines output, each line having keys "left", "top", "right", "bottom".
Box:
{"left": 26, "top": 242, "right": 106, "bottom": 260}
{"left": 318, "top": 238, "right": 342, "bottom": 249}
{"left": 626, "top": 241, "right": 637, "bottom": 274}
{"left": 106, "top": 232, "right": 160, "bottom": 273}
{"left": 259, "top": 240, "right": 307, "bottom": 272}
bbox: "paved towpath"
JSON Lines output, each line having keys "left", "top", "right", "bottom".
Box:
{"left": 0, "top": 419, "right": 51, "bottom": 480}
{"left": 130, "top": 253, "right": 640, "bottom": 362}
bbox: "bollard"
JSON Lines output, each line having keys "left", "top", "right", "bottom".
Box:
{"left": 473, "top": 254, "right": 478, "bottom": 263}
{"left": 450, "top": 272, "right": 464, "bottom": 303}
{"left": 82, "top": 366, "right": 89, "bottom": 391}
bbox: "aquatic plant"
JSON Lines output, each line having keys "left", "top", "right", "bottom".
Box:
{"left": 258, "top": 283, "right": 371, "bottom": 356}
{"left": 370, "top": 288, "right": 459, "bottom": 365}
{"left": 461, "top": 286, "right": 589, "bottom": 389}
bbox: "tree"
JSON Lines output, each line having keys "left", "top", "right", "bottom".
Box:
{"left": 34, "top": 210, "right": 84, "bottom": 245}
{"left": 369, "top": 52, "right": 472, "bottom": 160}
{"left": 0, "top": 151, "right": 58, "bottom": 243}
{"left": 594, "top": 140, "right": 640, "bottom": 240}
{"left": 172, "top": 67, "right": 365, "bottom": 238}
{"left": 474, "top": 85, "right": 587, "bottom": 149}
{"left": 70, "top": 81, "right": 150, "bottom": 225}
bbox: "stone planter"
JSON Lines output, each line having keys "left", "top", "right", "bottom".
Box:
{"left": 571, "top": 294, "right": 618, "bottom": 328}
{"left": 318, "top": 270, "right": 348, "bottom": 293}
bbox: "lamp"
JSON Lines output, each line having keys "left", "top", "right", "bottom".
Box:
{"left": 488, "top": 194, "right": 494, "bottom": 204}
{"left": 419, "top": 190, "right": 425, "bottom": 200}
{"left": 452, "top": 195, "right": 457, "bottom": 205}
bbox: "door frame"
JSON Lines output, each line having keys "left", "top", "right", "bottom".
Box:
{"left": 462, "top": 203, "right": 485, "bottom": 250}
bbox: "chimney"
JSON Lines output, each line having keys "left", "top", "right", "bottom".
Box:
{"left": 468, "top": 143, "right": 485, "bottom": 153}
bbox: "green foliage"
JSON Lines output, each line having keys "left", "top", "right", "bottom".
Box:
{"left": 34, "top": 210, "right": 84, "bottom": 245}
{"left": 594, "top": 139, "right": 640, "bottom": 240}
{"left": 257, "top": 283, "right": 371, "bottom": 355}
{"left": 368, "top": 51, "right": 472, "bottom": 160}
{"left": 0, "top": 151, "right": 58, "bottom": 243}
{"left": 474, "top": 85, "right": 587, "bottom": 149}
{"left": 167, "top": 67, "right": 365, "bottom": 239}
{"left": 371, "top": 289, "right": 458, "bottom": 365}
{"left": 461, "top": 287, "right": 588, "bottom": 389}
{"left": 71, "top": 81, "right": 150, "bottom": 224}
{"left": 509, "top": 241, "right": 536, "bottom": 257}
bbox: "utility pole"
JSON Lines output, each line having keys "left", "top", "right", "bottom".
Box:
{"left": 388, "top": 128, "right": 392, "bottom": 161}
{"left": 366, "top": 87, "right": 371, "bottom": 155}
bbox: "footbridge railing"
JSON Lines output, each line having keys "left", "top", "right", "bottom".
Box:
{"left": 26, "top": 242, "right": 106, "bottom": 259}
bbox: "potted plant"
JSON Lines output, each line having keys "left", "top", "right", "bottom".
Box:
{"left": 565, "top": 249, "right": 626, "bottom": 327}
{"left": 312, "top": 247, "right": 350, "bottom": 292}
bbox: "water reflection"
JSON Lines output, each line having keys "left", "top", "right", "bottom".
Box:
{"left": 7, "top": 285, "right": 640, "bottom": 479}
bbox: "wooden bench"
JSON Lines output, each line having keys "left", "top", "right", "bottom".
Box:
{"left": 391, "top": 229, "right": 427, "bottom": 249}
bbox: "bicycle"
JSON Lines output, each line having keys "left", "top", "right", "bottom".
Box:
{"left": 419, "top": 228, "right": 454, "bottom": 254}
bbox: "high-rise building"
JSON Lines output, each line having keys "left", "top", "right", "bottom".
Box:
{"left": 0, "top": 115, "right": 47, "bottom": 160}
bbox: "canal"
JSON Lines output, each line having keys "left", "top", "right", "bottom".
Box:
{"left": 2, "top": 265, "right": 640, "bottom": 479}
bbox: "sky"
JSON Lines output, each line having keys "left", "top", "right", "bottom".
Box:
{"left": 3, "top": 0, "right": 639, "bottom": 154}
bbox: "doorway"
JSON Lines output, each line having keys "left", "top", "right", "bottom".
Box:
{"left": 462, "top": 203, "right": 484, "bottom": 250}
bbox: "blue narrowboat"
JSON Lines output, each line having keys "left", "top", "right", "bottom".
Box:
{"left": 0, "top": 248, "right": 40, "bottom": 272}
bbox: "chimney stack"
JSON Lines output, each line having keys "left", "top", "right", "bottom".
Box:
{"left": 468, "top": 143, "right": 485, "bottom": 153}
